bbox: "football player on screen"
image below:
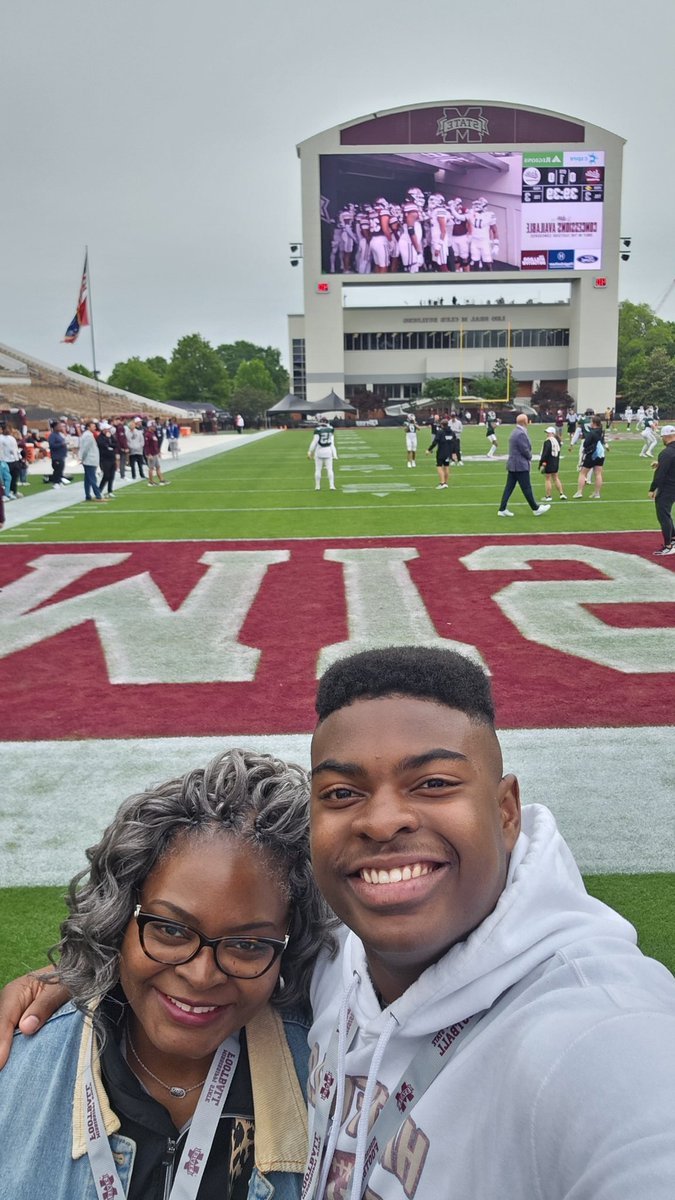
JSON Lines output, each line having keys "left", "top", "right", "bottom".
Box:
{"left": 469, "top": 196, "right": 499, "bottom": 271}
{"left": 449, "top": 198, "right": 471, "bottom": 272}
{"left": 428, "top": 194, "right": 450, "bottom": 271}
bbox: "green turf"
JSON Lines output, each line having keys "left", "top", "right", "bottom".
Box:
{"left": 5, "top": 426, "right": 661, "bottom": 542}
{"left": 1, "top": 876, "right": 671, "bottom": 987}
{"left": 0, "top": 886, "right": 67, "bottom": 985}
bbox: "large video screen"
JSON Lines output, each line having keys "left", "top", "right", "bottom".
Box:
{"left": 319, "top": 150, "right": 604, "bottom": 275}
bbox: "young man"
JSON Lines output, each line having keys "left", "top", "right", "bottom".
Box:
{"left": 306, "top": 646, "right": 675, "bottom": 1200}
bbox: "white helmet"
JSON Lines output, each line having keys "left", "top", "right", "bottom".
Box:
{"left": 473, "top": 196, "right": 488, "bottom": 212}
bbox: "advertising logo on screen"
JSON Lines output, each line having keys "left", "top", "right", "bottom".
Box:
{"left": 548, "top": 249, "right": 575, "bottom": 270}
{"left": 520, "top": 251, "right": 548, "bottom": 270}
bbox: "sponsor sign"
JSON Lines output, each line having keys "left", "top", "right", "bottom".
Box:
{"left": 0, "top": 536, "right": 673, "bottom": 740}
{"left": 548, "top": 248, "right": 575, "bottom": 270}
{"left": 520, "top": 251, "right": 548, "bottom": 270}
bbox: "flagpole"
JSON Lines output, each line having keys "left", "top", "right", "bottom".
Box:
{"left": 85, "top": 247, "right": 102, "bottom": 420}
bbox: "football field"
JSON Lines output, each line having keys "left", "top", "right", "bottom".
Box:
{"left": 1, "top": 424, "right": 673, "bottom": 981}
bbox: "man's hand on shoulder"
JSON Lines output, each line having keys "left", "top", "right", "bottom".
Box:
{"left": 0, "top": 971, "right": 69, "bottom": 1069}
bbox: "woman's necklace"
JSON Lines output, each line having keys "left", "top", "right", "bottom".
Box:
{"left": 126, "top": 1026, "right": 207, "bottom": 1100}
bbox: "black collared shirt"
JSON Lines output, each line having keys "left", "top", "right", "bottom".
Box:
{"left": 99, "top": 994, "right": 254, "bottom": 1200}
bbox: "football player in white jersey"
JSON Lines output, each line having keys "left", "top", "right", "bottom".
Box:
{"left": 354, "top": 219, "right": 372, "bottom": 274}
{"left": 404, "top": 413, "right": 419, "bottom": 467}
{"left": 369, "top": 206, "right": 392, "bottom": 274}
{"left": 388, "top": 206, "right": 402, "bottom": 273}
{"left": 399, "top": 189, "right": 425, "bottom": 273}
{"left": 308, "top": 419, "right": 338, "bottom": 490}
{"left": 428, "top": 194, "right": 450, "bottom": 271}
{"left": 448, "top": 198, "right": 471, "bottom": 272}
{"left": 469, "top": 196, "right": 499, "bottom": 270}
{"left": 330, "top": 205, "right": 357, "bottom": 273}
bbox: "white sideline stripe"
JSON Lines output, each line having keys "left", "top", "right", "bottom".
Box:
{"left": 1, "top": 727, "right": 673, "bottom": 886}
{"left": 6, "top": 528, "right": 660, "bottom": 545}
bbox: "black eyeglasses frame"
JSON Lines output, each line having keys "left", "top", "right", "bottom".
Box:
{"left": 133, "top": 905, "right": 290, "bottom": 979}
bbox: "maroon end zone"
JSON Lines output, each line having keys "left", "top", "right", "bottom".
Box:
{"left": 1, "top": 533, "right": 673, "bottom": 741}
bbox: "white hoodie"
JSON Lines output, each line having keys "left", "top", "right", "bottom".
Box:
{"left": 308, "top": 804, "right": 675, "bottom": 1200}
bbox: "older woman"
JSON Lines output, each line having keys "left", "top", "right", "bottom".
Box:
{"left": 0, "top": 749, "right": 336, "bottom": 1200}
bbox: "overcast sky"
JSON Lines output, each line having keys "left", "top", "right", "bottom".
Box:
{"left": 2, "top": 0, "right": 673, "bottom": 376}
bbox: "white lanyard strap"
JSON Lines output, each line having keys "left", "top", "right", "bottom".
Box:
{"left": 84, "top": 1033, "right": 240, "bottom": 1200}
{"left": 303, "top": 1010, "right": 480, "bottom": 1200}
{"left": 303, "top": 1006, "right": 358, "bottom": 1200}
{"left": 350, "top": 1015, "right": 480, "bottom": 1200}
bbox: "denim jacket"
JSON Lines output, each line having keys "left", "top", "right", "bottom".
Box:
{"left": 0, "top": 1000, "right": 309, "bottom": 1200}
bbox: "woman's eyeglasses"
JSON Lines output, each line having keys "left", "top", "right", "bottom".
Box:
{"left": 133, "top": 906, "right": 290, "bottom": 979}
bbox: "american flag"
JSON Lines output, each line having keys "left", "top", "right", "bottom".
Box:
{"left": 62, "top": 251, "right": 90, "bottom": 343}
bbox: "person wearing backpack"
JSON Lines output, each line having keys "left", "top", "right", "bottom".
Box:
{"left": 574, "top": 414, "right": 606, "bottom": 499}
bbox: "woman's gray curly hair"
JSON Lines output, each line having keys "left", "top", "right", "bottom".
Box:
{"left": 51, "top": 749, "right": 338, "bottom": 1018}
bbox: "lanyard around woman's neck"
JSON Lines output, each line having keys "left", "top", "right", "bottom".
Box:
{"left": 83, "top": 1030, "right": 241, "bottom": 1200}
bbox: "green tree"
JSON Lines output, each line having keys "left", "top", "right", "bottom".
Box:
{"left": 107, "top": 357, "right": 166, "bottom": 400}
{"left": 422, "top": 377, "right": 459, "bottom": 402}
{"left": 622, "top": 345, "right": 675, "bottom": 408}
{"left": 231, "top": 358, "right": 275, "bottom": 421}
{"left": 216, "top": 341, "right": 289, "bottom": 398}
{"left": 144, "top": 355, "right": 169, "bottom": 378}
{"left": 68, "top": 363, "right": 95, "bottom": 378}
{"left": 164, "top": 334, "right": 232, "bottom": 409}
{"left": 617, "top": 301, "right": 675, "bottom": 388}
{"left": 465, "top": 374, "right": 507, "bottom": 400}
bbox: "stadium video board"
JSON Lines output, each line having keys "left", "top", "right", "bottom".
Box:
{"left": 319, "top": 150, "right": 604, "bottom": 276}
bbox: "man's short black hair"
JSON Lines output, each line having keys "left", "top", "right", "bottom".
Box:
{"left": 315, "top": 646, "right": 495, "bottom": 726}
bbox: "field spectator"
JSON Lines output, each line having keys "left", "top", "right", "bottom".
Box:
{"left": 167, "top": 419, "right": 181, "bottom": 460}
{"left": 114, "top": 418, "right": 129, "bottom": 478}
{"left": 45, "top": 420, "right": 70, "bottom": 488}
{"left": 448, "top": 413, "right": 464, "bottom": 465}
{"left": 0, "top": 422, "right": 21, "bottom": 501}
{"left": 235, "top": 413, "right": 245, "bottom": 434}
{"left": 78, "top": 421, "right": 106, "bottom": 502}
{"left": 649, "top": 423, "right": 675, "bottom": 556}
{"left": 538, "top": 425, "right": 567, "bottom": 501}
{"left": 426, "top": 417, "right": 456, "bottom": 489}
{"left": 497, "top": 414, "right": 550, "bottom": 516}
{"left": 574, "top": 415, "right": 606, "bottom": 499}
{"left": 97, "top": 421, "right": 118, "bottom": 497}
{"left": 127, "top": 418, "right": 146, "bottom": 479}
{"left": 144, "top": 420, "right": 169, "bottom": 486}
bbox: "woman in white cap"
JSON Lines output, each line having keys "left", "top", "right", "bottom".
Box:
{"left": 538, "top": 426, "right": 567, "bottom": 501}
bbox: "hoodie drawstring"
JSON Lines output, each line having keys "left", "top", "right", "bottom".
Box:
{"left": 315, "top": 972, "right": 360, "bottom": 1200}
{"left": 349, "top": 1012, "right": 398, "bottom": 1200}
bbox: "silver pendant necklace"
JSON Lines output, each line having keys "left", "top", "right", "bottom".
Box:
{"left": 126, "top": 1026, "right": 207, "bottom": 1099}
